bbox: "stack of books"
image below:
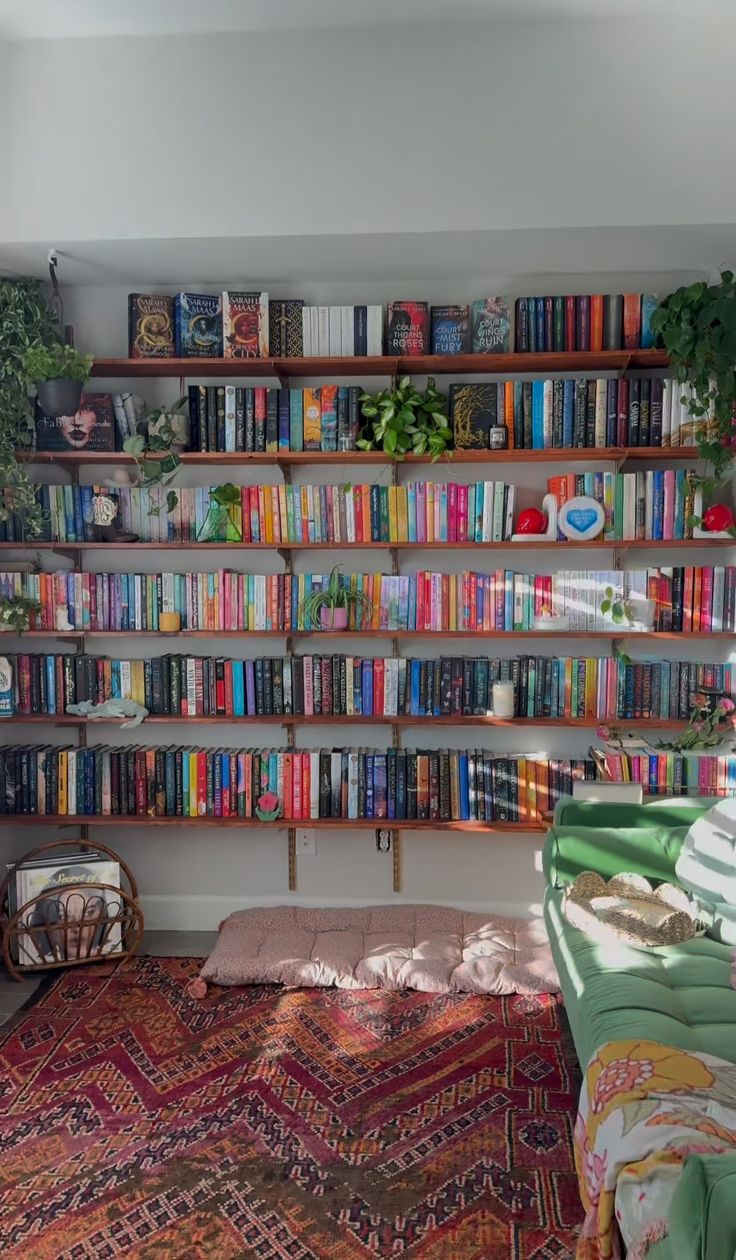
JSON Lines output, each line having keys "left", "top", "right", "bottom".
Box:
{"left": 8, "top": 566, "right": 736, "bottom": 634}
{"left": 187, "top": 384, "right": 362, "bottom": 452}
{"left": 36, "top": 481, "right": 518, "bottom": 546}
{"left": 451, "top": 377, "right": 702, "bottom": 451}
{"left": 11, "top": 653, "right": 732, "bottom": 722}
{"left": 514, "top": 293, "right": 657, "bottom": 352}
{"left": 598, "top": 750, "right": 736, "bottom": 797}
{"left": 301, "top": 306, "right": 383, "bottom": 356}
{"left": 0, "top": 744, "right": 599, "bottom": 822}
{"left": 547, "top": 468, "right": 698, "bottom": 540}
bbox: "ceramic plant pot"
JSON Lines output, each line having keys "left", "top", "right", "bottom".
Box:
{"left": 36, "top": 378, "right": 83, "bottom": 418}
{"left": 319, "top": 607, "right": 348, "bottom": 631}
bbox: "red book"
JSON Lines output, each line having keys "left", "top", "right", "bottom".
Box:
{"left": 197, "top": 751, "right": 208, "bottom": 815}
{"left": 544, "top": 296, "right": 554, "bottom": 350}
{"left": 575, "top": 296, "right": 591, "bottom": 351}
{"left": 590, "top": 295, "right": 604, "bottom": 351}
{"left": 243, "top": 753, "right": 252, "bottom": 817}
{"left": 282, "top": 752, "right": 293, "bottom": 820}
{"left": 616, "top": 378, "right": 630, "bottom": 446}
{"left": 373, "top": 659, "right": 385, "bottom": 715}
{"left": 417, "top": 573, "right": 426, "bottom": 631}
{"left": 701, "top": 567, "right": 713, "bottom": 631}
{"left": 682, "top": 566, "right": 694, "bottom": 631}
{"left": 564, "top": 296, "right": 576, "bottom": 351}
{"left": 692, "top": 568, "right": 703, "bottom": 632}
{"left": 386, "top": 301, "right": 429, "bottom": 356}
{"left": 302, "top": 753, "right": 311, "bottom": 820}
{"left": 623, "top": 294, "right": 641, "bottom": 349}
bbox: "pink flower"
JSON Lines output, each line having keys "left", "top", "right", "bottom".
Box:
{"left": 592, "top": 1057, "right": 655, "bottom": 1111}
{"left": 692, "top": 692, "right": 708, "bottom": 709}
{"left": 596, "top": 725, "right": 611, "bottom": 741}
{"left": 257, "top": 792, "right": 279, "bottom": 812}
{"left": 720, "top": 697, "right": 735, "bottom": 714}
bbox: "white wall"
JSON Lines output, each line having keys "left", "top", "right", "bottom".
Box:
{"left": 2, "top": 16, "right": 736, "bottom": 248}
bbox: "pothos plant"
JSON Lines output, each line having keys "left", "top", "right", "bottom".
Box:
{"left": 0, "top": 594, "right": 41, "bottom": 633}
{"left": 358, "top": 376, "right": 452, "bottom": 460}
{"left": 0, "top": 278, "right": 60, "bottom": 540}
{"left": 651, "top": 271, "right": 736, "bottom": 517}
{"left": 123, "top": 397, "right": 187, "bottom": 515}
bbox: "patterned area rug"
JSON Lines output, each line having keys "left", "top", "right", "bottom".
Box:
{"left": 0, "top": 957, "right": 582, "bottom": 1258}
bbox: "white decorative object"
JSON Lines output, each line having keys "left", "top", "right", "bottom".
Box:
{"left": 492, "top": 681, "right": 515, "bottom": 718}
{"left": 511, "top": 492, "right": 558, "bottom": 542}
{"left": 533, "top": 613, "right": 569, "bottom": 632}
{"left": 572, "top": 782, "right": 644, "bottom": 804}
{"left": 628, "top": 595, "right": 656, "bottom": 632}
{"left": 558, "top": 495, "right": 605, "bottom": 542}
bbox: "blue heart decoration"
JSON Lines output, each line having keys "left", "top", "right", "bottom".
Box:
{"left": 567, "top": 508, "right": 598, "bottom": 533}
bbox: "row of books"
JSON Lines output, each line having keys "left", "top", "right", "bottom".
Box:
{"left": 2, "top": 744, "right": 734, "bottom": 822}
{"left": 6, "top": 567, "right": 736, "bottom": 634}
{"left": 548, "top": 469, "right": 698, "bottom": 541}
{"left": 36, "top": 482, "right": 518, "bottom": 546}
{"left": 126, "top": 291, "right": 658, "bottom": 359}
{"left": 514, "top": 293, "right": 656, "bottom": 353}
{"left": 450, "top": 377, "right": 701, "bottom": 452}
{"left": 187, "top": 384, "right": 363, "bottom": 453}
{"left": 11, "top": 653, "right": 733, "bottom": 723}
{"left": 0, "top": 745, "right": 598, "bottom": 822}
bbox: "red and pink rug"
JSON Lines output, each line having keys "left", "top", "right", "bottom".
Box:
{"left": 0, "top": 957, "right": 582, "bottom": 1258}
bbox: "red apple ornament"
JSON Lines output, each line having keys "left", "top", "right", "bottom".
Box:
{"left": 703, "top": 503, "right": 735, "bottom": 533}
{"left": 515, "top": 507, "right": 547, "bottom": 535}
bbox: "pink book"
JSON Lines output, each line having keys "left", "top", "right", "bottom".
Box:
{"left": 662, "top": 469, "right": 675, "bottom": 540}
{"left": 457, "top": 485, "right": 468, "bottom": 543}
{"left": 448, "top": 482, "right": 458, "bottom": 543}
{"left": 303, "top": 657, "right": 314, "bottom": 715}
{"left": 416, "top": 572, "right": 425, "bottom": 631}
{"left": 701, "top": 567, "right": 714, "bottom": 631}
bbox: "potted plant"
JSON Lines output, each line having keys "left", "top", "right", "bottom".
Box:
{"left": 599, "top": 586, "right": 656, "bottom": 631}
{"left": 358, "top": 376, "right": 452, "bottom": 460}
{"left": 298, "top": 566, "right": 373, "bottom": 631}
{"left": 0, "top": 595, "right": 40, "bottom": 633}
{"left": 123, "top": 397, "right": 187, "bottom": 516}
{"left": 23, "top": 343, "right": 94, "bottom": 418}
{"left": 197, "top": 484, "right": 243, "bottom": 542}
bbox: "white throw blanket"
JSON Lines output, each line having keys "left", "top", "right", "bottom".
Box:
{"left": 676, "top": 799, "right": 736, "bottom": 944}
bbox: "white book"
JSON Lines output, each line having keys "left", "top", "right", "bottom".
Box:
{"left": 255, "top": 575, "right": 266, "bottom": 629}
{"left": 346, "top": 486, "right": 355, "bottom": 542}
{"left": 318, "top": 307, "right": 330, "bottom": 355}
{"left": 481, "top": 481, "right": 494, "bottom": 542}
{"left": 661, "top": 378, "right": 672, "bottom": 446}
{"left": 341, "top": 305, "right": 353, "bottom": 355}
{"left": 328, "top": 306, "right": 341, "bottom": 356}
{"left": 310, "top": 307, "right": 319, "bottom": 356}
{"left": 302, "top": 306, "right": 312, "bottom": 356}
{"left": 367, "top": 305, "right": 383, "bottom": 356}
{"left": 492, "top": 481, "right": 505, "bottom": 541}
{"left": 67, "top": 750, "right": 76, "bottom": 817}
{"left": 623, "top": 473, "right": 636, "bottom": 540}
{"left": 345, "top": 658, "right": 354, "bottom": 715}
{"left": 347, "top": 750, "right": 359, "bottom": 818}
{"left": 543, "top": 380, "right": 553, "bottom": 448}
{"left": 594, "top": 379, "right": 607, "bottom": 447}
{"left": 101, "top": 752, "right": 111, "bottom": 815}
{"left": 224, "top": 385, "right": 236, "bottom": 451}
{"left": 386, "top": 658, "right": 399, "bottom": 715}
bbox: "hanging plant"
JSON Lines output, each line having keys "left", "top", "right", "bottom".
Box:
{"left": 123, "top": 397, "right": 187, "bottom": 515}
{"left": 358, "top": 376, "right": 452, "bottom": 460}
{"left": 0, "top": 279, "right": 59, "bottom": 540}
{"left": 651, "top": 272, "right": 736, "bottom": 495}
{"left": 23, "top": 343, "right": 93, "bottom": 417}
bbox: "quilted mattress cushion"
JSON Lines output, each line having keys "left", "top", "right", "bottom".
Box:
{"left": 199, "top": 904, "right": 559, "bottom": 994}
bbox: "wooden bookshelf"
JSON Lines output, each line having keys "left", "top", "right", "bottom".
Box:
{"left": 0, "top": 814, "right": 547, "bottom": 833}
{"left": 10, "top": 629, "right": 733, "bottom": 640}
{"left": 1, "top": 713, "right": 688, "bottom": 729}
{"left": 88, "top": 349, "right": 669, "bottom": 379}
{"left": 17, "top": 447, "right": 704, "bottom": 467}
{"left": 1, "top": 539, "right": 728, "bottom": 553}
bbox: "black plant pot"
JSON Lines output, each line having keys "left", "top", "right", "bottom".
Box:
{"left": 36, "top": 378, "right": 84, "bottom": 418}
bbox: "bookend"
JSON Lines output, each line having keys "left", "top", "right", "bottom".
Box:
{"left": 511, "top": 492, "right": 558, "bottom": 542}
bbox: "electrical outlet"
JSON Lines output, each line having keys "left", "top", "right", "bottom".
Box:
{"left": 295, "top": 829, "right": 316, "bottom": 856}
{"left": 375, "top": 828, "right": 392, "bottom": 853}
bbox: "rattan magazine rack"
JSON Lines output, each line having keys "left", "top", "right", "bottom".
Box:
{"left": 0, "top": 838, "right": 144, "bottom": 981}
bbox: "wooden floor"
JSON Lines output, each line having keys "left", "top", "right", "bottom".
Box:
{"left": 0, "top": 931, "right": 218, "bottom": 1026}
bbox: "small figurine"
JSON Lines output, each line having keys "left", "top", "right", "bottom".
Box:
{"left": 92, "top": 490, "right": 138, "bottom": 543}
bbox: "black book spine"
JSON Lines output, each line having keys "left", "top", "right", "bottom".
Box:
{"left": 244, "top": 388, "right": 255, "bottom": 452}
{"left": 206, "top": 386, "right": 218, "bottom": 451}
{"left": 263, "top": 658, "right": 273, "bottom": 715}
{"left": 439, "top": 658, "right": 452, "bottom": 716}
{"left": 462, "top": 661, "right": 473, "bottom": 715}
{"left": 606, "top": 378, "right": 618, "bottom": 446}
{"left": 319, "top": 751, "right": 331, "bottom": 817}
{"left": 628, "top": 377, "right": 641, "bottom": 447}
{"left": 406, "top": 752, "right": 417, "bottom": 819}
{"left": 266, "top": 389, "right": 279, "bottom": 452}
{"left": 515, "top": 297, "right": 529, "bottom": 351}
{"left": 671, "top": 567, "right": 684, "bottom": 632}
{"left": 639, "top": 378, "right": 651, "bottom": 447}
{"left": 603, "top": 294, "right": 623, "bottom": 350}
{"left": 650, "top": 378, "right": 663, "bottom": 447}
{"left": 553, "top": 296, "right": 564, "bottom": 351}
{"left": 585, "top": 380, "right": 597, "bottom": 447}
{"left": 292, "top": 658, "right": 304, "bottom": 715}
{"left": 198, "top": 385, "right": 208, "bottom": 451}
{"left": 552, "top": 379, "right": 564, "bottom": 448}
{"left": 188, "top": 385, "right": 200, "bottom": 451}
{"left": 573, "top": 379, "right": 587, "bottom": 447}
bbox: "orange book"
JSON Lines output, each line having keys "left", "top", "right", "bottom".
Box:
{"left": 371, "top": 574, "right": 381, "bottom": 630}
{"left": 263, "top": 484, "right": 274, "bottom": 543}
{"left": 692, "top": 567, "right": 702, "bottom": 632}
{"left": 623, "top": 294, "right": 641, "bottom": 350}
{"left": 590, "top": 295, "right": 604, "bottom": 351}
{"left": 527, "top": 763, "right": 537, "bottom": 822}
{"left": 504, "top": 381, "right": 515, "bottom": 448}
{"left": 536, "top": 760, "right": 550, "bottom": 821}
{"left": 303, "top": 388, "right": 322, "bottom": 449}
{"left": 388, "top": 484, "right": 398, "bottom": 542}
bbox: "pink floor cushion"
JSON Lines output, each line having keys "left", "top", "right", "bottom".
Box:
{"left": 196, "top": 904, "right": 559, "bottom": 994}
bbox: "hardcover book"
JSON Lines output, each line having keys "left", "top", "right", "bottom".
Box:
{"left": 35, "top": 395, "right": 115, "bottom": 453}
{"left": 173, "top": 292, "right": 223, "bottom": 358}
{"left": 269, "top": 299, "right": 304, "bottom": 358}
{"left": 471, "top": 298, "right": 511, "bottom": 353}
{"left": 450, "top": 384, "right": 498, "bottom": 449}
{"left": 127, "top": 293, "right": 174, "bottom": 358}
{"left": 222, "top": 291, "right": 269, "bottom": 358}
{"left": 430, "top": 305, "right": 469, "bottom": 355}
{"left": 386, "top": 302, "right": 429, "bottom": 356}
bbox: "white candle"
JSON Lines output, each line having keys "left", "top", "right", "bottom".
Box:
{"left": 492, "top": 681, "right": 515, "bottom": 718}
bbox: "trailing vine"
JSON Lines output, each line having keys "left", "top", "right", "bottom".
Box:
{"left": 651, "top": 271, "right": 736, "bottom": 494}
{"left": 0, "top": 279, "right": 59, "bottom": 539}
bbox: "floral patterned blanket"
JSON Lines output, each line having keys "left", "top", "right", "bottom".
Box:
{"left": 575, "top": 1039, "right": 736, "bottom": 1259}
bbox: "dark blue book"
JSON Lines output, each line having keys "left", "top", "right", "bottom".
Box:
{"left": 535, "top": 298, "right": 546, "bottom": 351}
{"left": 362, "top": 661, "right": 373, "bottom": 716}
{"left": 277, "top": 389, "right": 290, "bottom": 450}
{"left": 430, "top": 305, "right": 469, "bottom": 355}
{"left": 562, "top": 378, "right": 575, "bottom": 447}
{"left": 173, "top": 292, "right": 223, "bottom": 357}
{"left": 353, "top": 305, "right": 368, "bottom": 355}
{"left": 652, "top": 470, "right": 664, "bottom": 539}
{"left": 606, "top": 379, "right": 618, "bottom": 446}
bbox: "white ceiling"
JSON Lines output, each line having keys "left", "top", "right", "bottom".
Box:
{"left": 0, "top": 0, "right": 733, "bottom": 40}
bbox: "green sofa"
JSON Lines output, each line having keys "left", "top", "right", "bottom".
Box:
{"left": 543, "top": 798, "right": 736, "bottom": 1259}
